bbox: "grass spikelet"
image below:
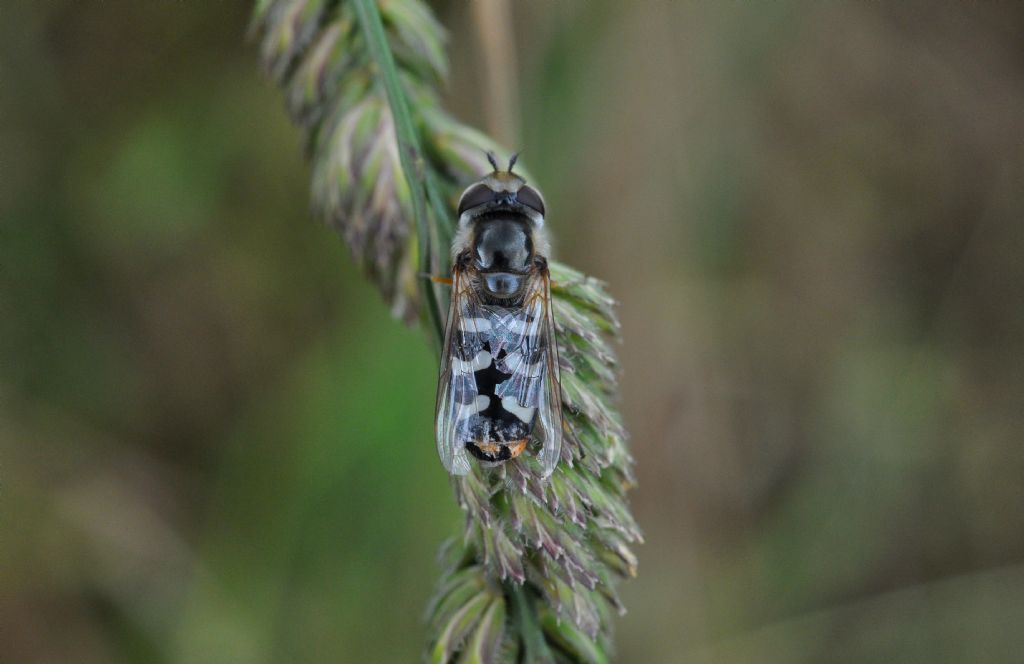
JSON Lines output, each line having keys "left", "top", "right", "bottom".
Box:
{"left": 252, "top": 1, "right": 639, "bottom": 660}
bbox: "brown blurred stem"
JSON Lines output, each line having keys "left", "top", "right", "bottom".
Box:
{"left": 471, "top": 0, "right": 520, "bottom": 148}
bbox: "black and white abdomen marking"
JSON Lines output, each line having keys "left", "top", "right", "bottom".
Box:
{"left": 450, "top": 305, "right": 546, "bottom": 462}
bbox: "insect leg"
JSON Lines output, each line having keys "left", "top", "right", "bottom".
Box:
{"left": 417, "top": 272, "right": 454, "bottom": 286}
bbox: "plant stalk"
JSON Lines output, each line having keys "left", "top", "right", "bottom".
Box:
{"left": 352, "top": 0, "right": 445, "bottom": 349}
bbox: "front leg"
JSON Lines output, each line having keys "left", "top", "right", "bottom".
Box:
{"left": 421, "top": 251, "right": 472, "bottom": 286}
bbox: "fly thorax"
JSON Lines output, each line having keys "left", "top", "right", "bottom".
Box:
{"left": 473, "top": 219, "right": 533, "bottom": 299}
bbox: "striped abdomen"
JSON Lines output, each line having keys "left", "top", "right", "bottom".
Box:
{"left": 452, "top": 307, "right": 545, "bottom": 463}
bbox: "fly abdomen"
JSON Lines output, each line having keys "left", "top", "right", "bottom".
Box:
{"left": 445, "top": 297, "right": 550, "bottom": 470}
{"left": 463, "top": 343, "right": 536, "bottom": 444}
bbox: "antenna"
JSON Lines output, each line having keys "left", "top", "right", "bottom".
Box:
{"left": 486, "top": 151, "right": 499, "bottom": 172}
{"left": 508, "top": 151, "right": 520, "bottom": 172}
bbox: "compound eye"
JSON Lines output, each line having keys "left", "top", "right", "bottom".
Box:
{"left": 516, "top": 186, "right": 545, "bottom": 216}
{"left": 457, "top": 184, "right": 495, "bottom": 216}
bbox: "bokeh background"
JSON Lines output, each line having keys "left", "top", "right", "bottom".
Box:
{"left": 3, "top": 1, "right": 1024, "bottom": 662}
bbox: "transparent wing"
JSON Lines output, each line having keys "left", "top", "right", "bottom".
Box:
{"left": 535, "top": 270, "right": 564, "bottom": 478}
{"left": 435, "top": 268, "right": 480, "bottom": 475}
{"left": 492, "top": 270, "right": 563, "bottom": 478}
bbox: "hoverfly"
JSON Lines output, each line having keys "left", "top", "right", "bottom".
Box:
{"left": 435, "top": 153, "right": 563, "bottom": 478}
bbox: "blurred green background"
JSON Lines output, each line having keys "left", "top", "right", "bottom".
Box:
{"left": 3, "top": 1, "right": 1024, "bottom": 662}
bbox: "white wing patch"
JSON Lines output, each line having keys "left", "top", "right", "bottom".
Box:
{"left": 452, "top": 350, "right": 492, "bottom": 374}
{"left": 470, "top": 394, "right": 490, "bottom": 416}
{"left": 458, "top": 317, "right": 492, "bottom": 332}
{"left": 496, "top": 350, "right": 544, "bottom": 378}
{"left": 501, "top": 397, "right": 536, "bottom": 423}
